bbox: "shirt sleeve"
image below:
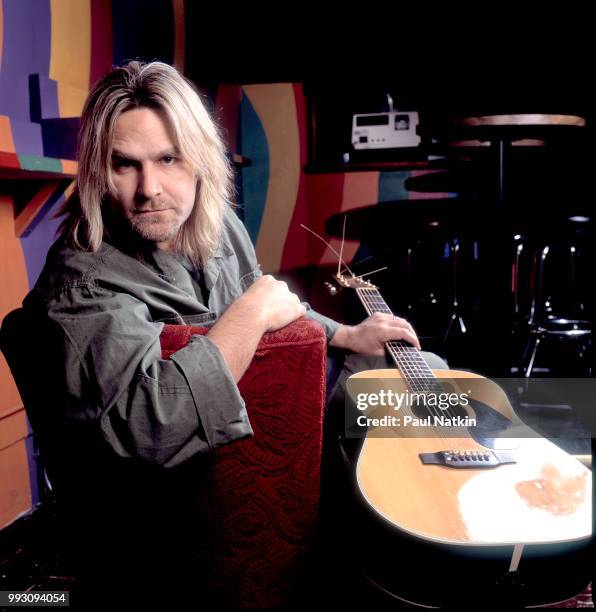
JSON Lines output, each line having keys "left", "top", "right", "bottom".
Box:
{"left": 49, "top": 286, "right": 252, "bottom": 468}
{"left": 226, "top": 207, "right": 343, "bottom": 342}
{"left": 303, "top": 305, "right": 342, "bottom": 342}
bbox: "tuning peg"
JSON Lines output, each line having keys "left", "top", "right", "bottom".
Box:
{"left": 324, "top": 282, "right": 339, "bottom": 296}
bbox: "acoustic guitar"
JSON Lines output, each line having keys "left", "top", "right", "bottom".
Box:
{"left": 332, "top": 272, "right": 592, "bottom": 608}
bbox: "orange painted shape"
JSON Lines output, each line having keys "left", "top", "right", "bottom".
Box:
{"left": 0, "top": 440, "right": 33, "bottom": 529}
{"left": 60, "top": 160, "right": 78, "bottom": 176}
{"left": 0, "top": 411, "right": 29, "bottom": 451}
{"left": 0, "top": 116, "right": 16, "bottom": 154}
{"left": 14, "top": 181, "right": 60, "bottom": 238}
{"left": 0, "top": 195, "right": 29, "bottom": 420}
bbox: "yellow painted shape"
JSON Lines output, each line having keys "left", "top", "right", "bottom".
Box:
{"left": 0, "top": 195, "right": 29, "bottom": 419}
{"left": 0, "top": 115, "right": 16, "bottom": 153}
{"left": 319, "top": 171, "right": 379, "bottom": 266}
{"left": 49, "top": 0, "right": 91, "bottom": 117}
{"left": 0, "top": 440, "right": 32, "bottom": 529}
{"left": 245, "top": 84, "right": 300, "bottom": 273}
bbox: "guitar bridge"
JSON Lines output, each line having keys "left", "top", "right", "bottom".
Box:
{"left": 419, "top": 449, "right": 516, "bottom": 469}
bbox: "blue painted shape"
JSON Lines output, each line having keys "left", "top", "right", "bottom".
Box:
{"left": 10, "top": 119, "right": 43, "bottom": 156}
{"left": 239, "top": 91, "right": 269, "bottom": 244}
{"left": 24, "top": 434, "right": 40, "bottom": 507}
{"left": 378, "top": 170, "right": 410, "bottom": 203}
{"left": 28, "top": 74, "right": 60, "bottom": 122}
{"left": 20, "top": 194, "right": 64, "bottom": 287}
{"left": 41, "top": 117, "right": 79, "bottom": 159}
{"left": 17, "top": 154, "right": 61, "bottom": 173}
{"left": 0, "top": 0, "right": 53, "bottom": 122}
{"left": 112, "top": 0, "right": 174, "bottom": 66}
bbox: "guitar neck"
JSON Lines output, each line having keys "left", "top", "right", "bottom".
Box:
{"left": 355, "top": 287, "right": 436, "bottom": 385}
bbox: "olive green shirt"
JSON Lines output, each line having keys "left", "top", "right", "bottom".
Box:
{"left": 24, "top": 207, "right": 340, "bottom": 467}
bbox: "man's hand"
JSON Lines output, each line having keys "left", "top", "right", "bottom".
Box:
{"left": 237, "top": 275, "right": 306, "bottom": 333}
{"left": 329, "top": 312, "right": 421, "bottom": 355}
{"left": 207, "top": 275, "right": 305, "bottom": 381}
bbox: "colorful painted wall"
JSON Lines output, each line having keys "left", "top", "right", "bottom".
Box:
{"left": 0, "top": 0, "right": 184, "bottom": 530}
{"left": 220, "top": 82, "right": 450, "bottom": 275}
{"left": 1, "top": 0, "right": 447, "bottom": 531}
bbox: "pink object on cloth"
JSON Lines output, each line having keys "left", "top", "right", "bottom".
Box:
{"left": 160, "top": 317, "right": 327, "bottom": 608}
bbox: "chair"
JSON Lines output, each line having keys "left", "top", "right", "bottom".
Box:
{"left": 159, "top": 319, "right": 327, "bottom": 608}
{"left": 519, "top": 221, "right": 592, "bottom": 377}
{"left": 1, "top": 310, "right": 327, "bottom": 608}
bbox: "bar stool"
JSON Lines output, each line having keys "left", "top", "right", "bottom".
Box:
{"left": 520, "top": 219, "right": 592, "bottom": 377}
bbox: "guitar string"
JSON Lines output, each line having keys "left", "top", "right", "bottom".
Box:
{"left": 357, "top": 289, "right": 458, "bottom": 443}
{"left": 356, "top": 288, "right": 462, "bottom": 433}
{"left": 359, "top": 289, "right": 450, "bottom": 424}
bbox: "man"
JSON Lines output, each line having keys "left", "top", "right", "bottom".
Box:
{"left": 10, "top": 61, "right": 445, "bottom": 605}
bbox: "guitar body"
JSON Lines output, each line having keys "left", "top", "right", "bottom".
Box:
{"left": 325, "top": 272, "right": 591, "bottom": 606}
{"left": 346, "top": 368, "right": 592, "bottom": 607}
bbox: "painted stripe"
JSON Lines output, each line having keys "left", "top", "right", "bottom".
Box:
{"left": 24, "top": 435, "right": 40, "bottom": 506}
{"left": 90, "top": 0, "right": 113, "bottom": 87}
{"left": 239, "top": 90, "right": 269, "bottom": 245}
{"left": 304, "top": 173, "right": 345, "bottom": 267}
{"left": 245, "top": 84, "right": 300, "bottom": 273}
{"left": 378, "top": 170, "right": 410, "bottom": 203}
{"left": 0, "top": 0, "right": 3, "bottom": 69}
{"left": 49, "top": 0, "right": 91, "bottom": 117}
{"left": 14, "top": 181, "right": 62, "bottom": 238}
{"left": 17, "top": 154, "right": 62, "bottom": 173}
{"left": 318, "top": 171, "right": 380, "bottom": 267}
{"left": 409, "top": 169, "right": 456, "bottom": 200}
{"left": 10, "top": 119, "right": 43, "bottom": 157}
{"left": 60, "top": 159, "right": 78, "bottom": 176}
{"left": 279, "top": 83, "right": 309, "bottom": 271}
{"left": 0, "top": 116, "right": 15, "bottom": 153}
{"left": 0, "top": 0, "right": 52, "bottom": 122}
{"left": 172, "top": 0, "right": 185, "bottom": 71}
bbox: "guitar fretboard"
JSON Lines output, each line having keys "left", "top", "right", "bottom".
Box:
{"left": 356, "top": 287, "right": 438, "bottom": 393}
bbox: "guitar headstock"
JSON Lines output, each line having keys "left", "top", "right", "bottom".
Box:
{"left": 324, "top": 273, "right": 378, "bottom": 296}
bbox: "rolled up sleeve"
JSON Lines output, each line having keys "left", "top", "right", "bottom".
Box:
{"left": 303, "top": 304, "right": 342, "bottom": 342}
{"left": 52, "top": 287, "right": 252, "bottom": 468}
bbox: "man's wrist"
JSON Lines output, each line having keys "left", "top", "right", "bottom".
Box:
{"left": 227, "top": 295, "right": 269, "bottom": 335}
{"left": 329, "top": 324, "right": 355, "bottom": 351}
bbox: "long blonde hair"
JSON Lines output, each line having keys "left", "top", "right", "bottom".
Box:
{"left": 58, "top": 60, "right": 234, "bottom": 267}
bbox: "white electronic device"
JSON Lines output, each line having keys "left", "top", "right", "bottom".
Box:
{"left": 351, "top": 95, "right": 421, "bottom": 150}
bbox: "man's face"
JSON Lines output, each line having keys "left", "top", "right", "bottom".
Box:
{"left": 110, "top": 107, "right": 197, "bottom": 250}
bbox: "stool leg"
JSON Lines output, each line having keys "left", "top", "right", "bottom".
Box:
{"left": 524, "top": 335, "right": 542, "bottom": 378}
